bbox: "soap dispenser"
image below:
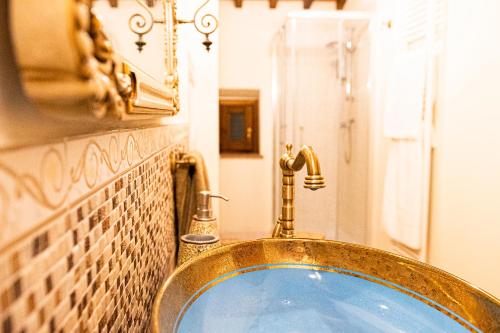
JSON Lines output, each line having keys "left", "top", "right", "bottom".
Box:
{"left": 189, "top": 191, "right": 228, "bottom": 236}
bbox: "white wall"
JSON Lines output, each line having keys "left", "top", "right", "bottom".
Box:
{"left": 218, "top": 0, "right": 335, "bottom": 240}
{"left": 429, "top": 0, "right": 500, "bottom": 298}
{"left": 178, "top": 0, "right": 220, "bottom": 214}
{"left": 346, "top": 0, "right": 500, "bottom": 298}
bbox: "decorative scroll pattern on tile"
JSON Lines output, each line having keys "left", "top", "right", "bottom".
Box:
{"left": 0, "top": 149, "right": 177, "bottom": 333}
{"left": 0, "top": 125, "right": 188, "bottom": 249}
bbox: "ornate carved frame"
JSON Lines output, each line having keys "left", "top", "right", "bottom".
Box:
{"left": 9, "top": 0, "right": 179, "bottom": 119}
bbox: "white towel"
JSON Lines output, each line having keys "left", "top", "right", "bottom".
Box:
{"left": 382, "top": 46, "right": 428, "bottom": 250}
{"left": 383, "top": 49, "right": 426, "bottom": 139}
{"left": 382, "top": 138, "right": 424, "bottom": 250}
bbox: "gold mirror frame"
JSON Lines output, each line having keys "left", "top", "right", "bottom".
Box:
{"left": 9, "top": 0, "right": 179, "bottom": 120}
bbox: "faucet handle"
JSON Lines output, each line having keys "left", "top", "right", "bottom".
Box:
{"left": 285, "top": 143, "right": 293, "bottom": 154}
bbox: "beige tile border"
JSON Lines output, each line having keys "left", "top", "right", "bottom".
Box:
{"left": 0, "top": 125, "right": 188, "bottom": 251}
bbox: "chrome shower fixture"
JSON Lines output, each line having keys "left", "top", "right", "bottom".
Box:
{"left": 345, "top": 39, "right": 355, "bottom": 53}
{"left": 325, "top": 41, "right": 339, "bottom": 49}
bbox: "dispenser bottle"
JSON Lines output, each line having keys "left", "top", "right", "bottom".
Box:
{"left": 189, "top": 191, "right": 228, "bottom": 236}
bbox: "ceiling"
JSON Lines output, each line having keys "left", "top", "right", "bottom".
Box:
{"left": 231, "top": 0, "right": 347, "bottom": 10}
{"left": 108, "top": 0, "right": 347, "bottom": 10}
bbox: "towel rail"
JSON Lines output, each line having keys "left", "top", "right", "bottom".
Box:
{"left": 170, "top": 146, "right": 196, "bottom": 173}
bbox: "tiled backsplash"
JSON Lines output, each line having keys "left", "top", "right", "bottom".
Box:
{"left": 0, "top": 125, "right": 188, "bottom": 332}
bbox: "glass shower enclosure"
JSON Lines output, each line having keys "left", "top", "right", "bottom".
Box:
{"left": 272, "top": 11, "right": 371, "bottom": 243}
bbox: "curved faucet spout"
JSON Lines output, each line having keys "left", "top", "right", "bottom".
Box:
{"left": 288, "top": 145, "right": 326, "bottom": 190}
{"left": 273, "top": 144, "right": 326, "bottom": 238}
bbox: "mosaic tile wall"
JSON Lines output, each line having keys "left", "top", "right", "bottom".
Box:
{"left": 0, "top": 126, "right": 188, "bottom": 333}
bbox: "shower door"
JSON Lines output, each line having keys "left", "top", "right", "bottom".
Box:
{"left": 336, "top": 19, "right": 371, "bottom": 244}
{"left": 272, "top": 12, "right": 370, "bottom": 243}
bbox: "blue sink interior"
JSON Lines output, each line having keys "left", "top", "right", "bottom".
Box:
{"left": 176, "top": 263, "right": 479, "bottom": 333}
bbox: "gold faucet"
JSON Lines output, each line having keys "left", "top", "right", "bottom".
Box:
{"left": 272, "top": 143, "right": 326, "bottom": 238}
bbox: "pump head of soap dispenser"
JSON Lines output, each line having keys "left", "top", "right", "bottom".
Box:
{"left": 195, "top": 191, "right": 229, "bottom": 221}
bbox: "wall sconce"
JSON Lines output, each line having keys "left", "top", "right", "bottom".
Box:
{"left": 128, "top": 0, "right": 219, "bottom": 52}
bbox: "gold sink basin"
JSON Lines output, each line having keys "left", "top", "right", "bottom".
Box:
{"left": 152, "top": 239, "right": 500, "bottom": 332}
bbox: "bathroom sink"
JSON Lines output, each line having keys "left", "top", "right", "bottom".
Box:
{"left": 152, "top": 239, "right": 500, "bottom": 333}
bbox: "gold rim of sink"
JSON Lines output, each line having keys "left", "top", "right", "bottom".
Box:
{"left": 152, "top": 238, "right": 500, "bottom": 333}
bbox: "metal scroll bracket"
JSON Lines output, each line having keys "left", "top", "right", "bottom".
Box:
{"left": 128, "top": 0, "right": 219, "bottom": 52}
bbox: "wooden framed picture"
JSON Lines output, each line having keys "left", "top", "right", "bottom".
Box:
{"left": 219, "top": 90, "right": 259, "bottom": 154}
